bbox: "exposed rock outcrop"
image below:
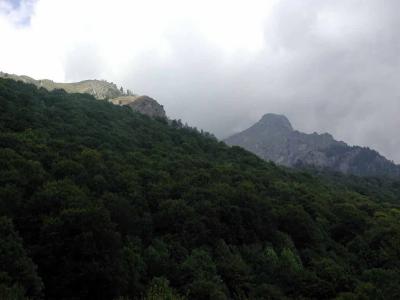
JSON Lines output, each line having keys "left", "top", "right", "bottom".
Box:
{"left": 0, "top": 72, "right": 122, "bottom": 99}
{"left": 110, "top": 95, "right": 166, "bottom": 118}
{"left": 0, "top": 72, "right": 167, "bottom": 118}
{"left": 225, "top": 113, "right": 400, "bottom": 177}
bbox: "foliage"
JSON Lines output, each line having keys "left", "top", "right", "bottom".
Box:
{"left": 0, "top": 78, "right": 400, "bottom": 299}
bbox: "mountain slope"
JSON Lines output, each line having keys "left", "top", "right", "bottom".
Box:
{"left": 0, "top": 79, "right": 400, "bottom": 299}
{"left": 0, "top": 71, "right": 123, "bottom": 99}
{"left": 110, "top": 95, "right": 166, "bottom": 118}
{"left": 225, "top": 113, "right": 400, "bottom": 177}
{"left": 0, "top": 72, "right": 166, "bottom": 118}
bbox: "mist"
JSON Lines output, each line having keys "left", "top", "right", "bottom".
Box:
{"left": 1, "top": 0, "right": 400, "bottom": 162}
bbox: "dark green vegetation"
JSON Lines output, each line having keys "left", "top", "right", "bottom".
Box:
{"left": 0, "top": 78, "right": 400, "bottom": 300}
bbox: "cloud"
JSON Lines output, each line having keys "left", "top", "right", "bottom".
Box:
{"left": 0, "top": 0, "right": 36, "bottom": 25}
{"left": 1, "top": 0, "right": 400, "bottom": 162}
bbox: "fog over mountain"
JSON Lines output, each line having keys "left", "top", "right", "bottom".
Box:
{"left": 1, "top": 0, "right": 400, "bottom": 162}
{"left": 225, "top": 113, "right": 400, "bottom": 178}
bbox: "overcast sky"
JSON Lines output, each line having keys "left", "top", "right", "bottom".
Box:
{"left": 1, "top": 0, "right": 400, "bottom": 163}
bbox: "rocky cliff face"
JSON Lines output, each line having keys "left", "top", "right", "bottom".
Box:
{"left": 0, "top": 72, "right": 122, "bottom": 99}
{"left": 225, "top": 113, "right": 400, "bottom": 177}
{"left": 0, "top": 72, "right": 166, "bottom": 118}
{"left": 110, "top": 95, "right": 166, "bottom": 118}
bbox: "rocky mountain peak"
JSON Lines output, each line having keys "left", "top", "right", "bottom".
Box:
{"left": 258, "top": 113, "right": 293, "bottom": 132}
{"left": 0, "top": 72, "right": 166, "bottom": 118}
{"left": 0, "top": 71, "right": 123, "bottom": 99}
{"left": 225, "top": 113, "right": 400, "bottom": 177}
{"left": 111, "top": 95, "right": 166, "bottom": 119}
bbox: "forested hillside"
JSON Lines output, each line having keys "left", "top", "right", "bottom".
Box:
{"left": 0, "top": 78, "right": 400, "bottom": 300}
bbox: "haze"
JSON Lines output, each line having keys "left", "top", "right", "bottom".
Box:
{"left": 1, "top": 0, "right": 399, "bottom": 163}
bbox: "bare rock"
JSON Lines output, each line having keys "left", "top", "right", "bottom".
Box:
{"left": 225, "top": 113, "right": 400, "bottom": 177}
{"left": 110, "top": 95, "right": 166, "bottom": 118}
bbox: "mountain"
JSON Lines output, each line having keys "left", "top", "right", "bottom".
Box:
{"left": 225, "top": 113, "right": 400, "bottom": 177}
{"left": 0, "top": 71, "right": 166, "bottom": 118}
{"left": 110, "top": 95, "right": 166, "bottom": 118}
{"left": 1, "top": 78, "right": 400, "bottom": 299}
{"left": 0, "top": 71, "right": 123, "bottom": 99}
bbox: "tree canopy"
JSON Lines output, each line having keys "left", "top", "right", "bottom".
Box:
{"left": 0, "top": 78, "right": 400, "bottom": 299}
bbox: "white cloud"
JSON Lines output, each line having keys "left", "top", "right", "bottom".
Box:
{"left": 0, "top": 0, "right": 277, "bottom": 80}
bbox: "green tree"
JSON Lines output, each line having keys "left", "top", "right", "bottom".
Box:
{"left": 0, "top": 217, "right": 43, "bottom": 299}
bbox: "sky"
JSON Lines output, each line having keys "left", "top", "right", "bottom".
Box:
{"left": 1, "top": 0, "right": 400, "bottom": 163}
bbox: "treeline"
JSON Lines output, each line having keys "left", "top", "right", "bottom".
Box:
{"left": 0, "top": 78, "right": 400, "bottom": 299}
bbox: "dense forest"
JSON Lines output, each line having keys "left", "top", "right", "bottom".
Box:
{"left": 0, "top": 78, "right": 400, "bottom": 300}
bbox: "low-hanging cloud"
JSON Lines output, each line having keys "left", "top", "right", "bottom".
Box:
{"left": 1, "top": 0, "right": 400, "bottom": 162}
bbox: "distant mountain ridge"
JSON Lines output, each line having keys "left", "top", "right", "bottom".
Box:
{"left": 0, "top": 72, "right": 166, "bottom": 118}
{"left": 0, "top": 71, "right": 123, "bottom": 99}
{"left": 225, "top": 113, "right": 400, "bottom": 177}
